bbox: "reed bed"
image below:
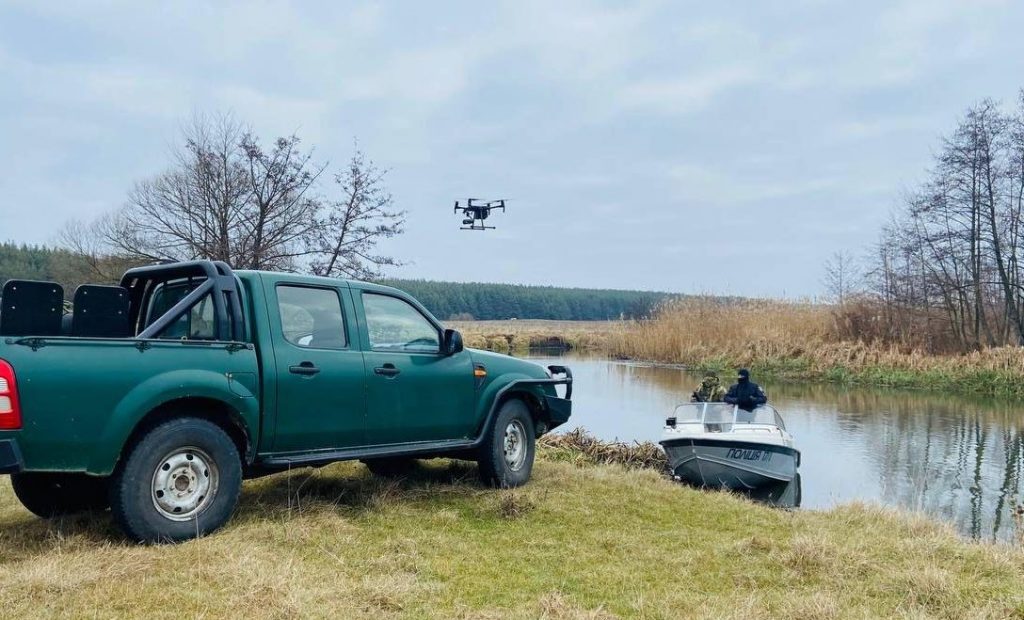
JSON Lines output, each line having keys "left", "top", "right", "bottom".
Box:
{"left": 453, "top": 319, "right": 619, "bottom": 354}
{"left": 538, "top": 427, "right": 667, "bottom": 471}
{"left": 606, "top": 297, "right": 1024, "bottom": 396}
{"left": 452, "top": 299, "right": 1024, "bottom": 396}
{"left": 607, "top": 297, "right": 830, "bottom": 367}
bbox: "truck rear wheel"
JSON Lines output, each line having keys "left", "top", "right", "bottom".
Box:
{"left": 110, "top": 417, "right": 242, "bottom": 543}
{"left": 477, "top": 398, "right": 536, "bottom": 488}
{"left": 11, "top": 472, "right": 110, "bottom": 517}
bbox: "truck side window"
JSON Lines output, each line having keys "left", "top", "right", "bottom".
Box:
{"left": 362, "top": 293, "right": 439, "bottom": 353}
{"left": 277, "top": 286, "right": 347, "bottom": 349}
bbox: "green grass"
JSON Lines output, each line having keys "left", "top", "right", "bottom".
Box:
{"left": 1, "top": 450, "right": 1022, "bottom": 618}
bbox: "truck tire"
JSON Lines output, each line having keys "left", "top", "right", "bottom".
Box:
{"left": 109, "top": 417, "right": 242, "bottom": 543}
{"left": 11, "top": 472, "right": 110, "bottom": 517}
{"left": 361, "top": 457, "right": 419, "bottom": 477}
{"left": 477, "top": 398, "right": 536, "bottom": 488}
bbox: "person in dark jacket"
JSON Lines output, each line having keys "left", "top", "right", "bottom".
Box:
{"left": 723, "top": 368, "right": 767, "bottom": 411}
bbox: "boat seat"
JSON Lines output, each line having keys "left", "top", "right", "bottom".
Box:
{"left": 0, "top": 280, "right": 64, "bottom": 336}
{"left": 71, "top": 285, "right": 131, "bottom": 337}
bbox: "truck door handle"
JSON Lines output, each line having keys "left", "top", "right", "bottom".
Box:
{"left": 289, "top": 362, "right": 321, "bottom": 376}
{"left": 374, "top": 363, "right": 401, "bottom": 377}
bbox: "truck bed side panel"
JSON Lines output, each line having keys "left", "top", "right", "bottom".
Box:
{"left": 0, "top": 339, "right": 259, "bottom": 475}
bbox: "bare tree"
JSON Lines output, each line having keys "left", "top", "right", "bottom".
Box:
{"left": 57, "top": 216, "right": 143, "bottom": 285}
{"left": 309, "top": 149, "right": 406, "bottom": 279}
{"left": 860, "top": 91, "right": 1024, "bottom": 351}
{"left": 107, "top": 113, "right": 251, "bottom": 263}
{"left": 235, "top": 134, "right": 326, "bottom": 270}
{"left": 99, "top": 114, "right": 325, "bottom": 270}
{"left": 822, "top": 250, "right": 860, "bottom": 304}
{"left": 69, "top": 112, "right": 404, "bottom": 278}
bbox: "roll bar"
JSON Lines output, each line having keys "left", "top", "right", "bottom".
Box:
{"left": 121, "top": 260, "right": 245, "bottom": 342}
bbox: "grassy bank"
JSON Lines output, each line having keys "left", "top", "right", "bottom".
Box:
{"left": 457, "top": 299, "right": 1024, "bottom": 398}
{"left": 0, "top": 443, "right": 1022, "bottom": 618}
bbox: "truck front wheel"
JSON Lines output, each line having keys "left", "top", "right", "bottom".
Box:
{"left": 110, "top": 417, "right": 242, "bottom": 543}
{"left": 477, "top": 399, "right": 536, "bottom": 488}
{"left": 11, "top": 472, "right": 110, "bottom": 517}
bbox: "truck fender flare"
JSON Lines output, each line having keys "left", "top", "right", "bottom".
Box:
{"left": 85, "top": 369, "right": 259, "bottom": 475}
{"left": 472, "top": 366, "right": 573, "bottom": 445}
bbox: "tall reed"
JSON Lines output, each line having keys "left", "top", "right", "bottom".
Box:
{"left": 608, "top": 297, "right": 1024, "bottom": 396}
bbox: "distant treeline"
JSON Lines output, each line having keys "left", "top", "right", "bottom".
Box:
{"left": 379, "top": 279, "right": 673, "bottom": 321}
{"left": 1, "top": 243, "right": 674, "bottom": 320}
{"left": 0, "top": 242, "right": 135, "bottom": 297}
{"left": 0, "top": 243, "right": 53, "bottom": 281}
{"left": 0, "top": 243, "right": 93, "bottom": 289}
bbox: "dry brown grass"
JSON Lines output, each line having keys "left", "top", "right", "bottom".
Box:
{"left": 600, "top": 297, "right": 1024, "bottom": 396}
{"left": 607, "top": 297, "right": 830, "bottom": 366}
{"left": 0, "top": 451, "right": 1022, "bottom": 618}
{"left": 457, "top": 300, "right": 1024, "bottom": 395}
{"left": 453, "top": 320, "right": 621, "bottom": 354}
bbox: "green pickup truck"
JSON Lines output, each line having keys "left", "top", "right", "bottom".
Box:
{"left": 0, "top": 261, "right": 572, "bottom": 542}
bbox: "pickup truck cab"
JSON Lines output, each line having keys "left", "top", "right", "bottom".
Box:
{"left": 0, "top": 261, "right": 571, "bottom": 542}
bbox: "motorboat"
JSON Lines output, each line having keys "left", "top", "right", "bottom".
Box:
{"left": 660, "top": 402, "right": 800, "bottom": 490}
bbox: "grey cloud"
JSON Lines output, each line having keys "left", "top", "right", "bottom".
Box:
{"left": 2, "top": 1, "right": 1024, "bottom": 297}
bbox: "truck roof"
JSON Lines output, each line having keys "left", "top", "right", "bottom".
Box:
{"left": 235, "top": 270, "right": 443, "bottom": 327}
{"left": 234, "top": 270, "right": 406, "bottom": 297}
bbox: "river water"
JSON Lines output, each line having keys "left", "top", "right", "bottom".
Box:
{"left": 528, "top": 354, "right": 1024, "bottom": 542}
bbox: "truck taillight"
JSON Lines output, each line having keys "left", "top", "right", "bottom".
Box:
{"left": 0, "top": 359, "right": 21, "bottom": 430}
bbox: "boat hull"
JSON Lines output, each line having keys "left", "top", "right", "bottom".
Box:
{"left": 660, "top": 437, "right": 799, "bottom": 490}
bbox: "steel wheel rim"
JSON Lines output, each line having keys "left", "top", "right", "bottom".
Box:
{"left": 503, "top": 420, "right": 528, "bottom": 471}
{"left": 151, "top": 446, "right": 218, "bottom": 522}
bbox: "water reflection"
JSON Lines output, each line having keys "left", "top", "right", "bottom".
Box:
{"left": 531, "top": 355, "right": 1024, "bottom": 542}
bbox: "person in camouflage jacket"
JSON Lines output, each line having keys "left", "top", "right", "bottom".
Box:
{"left": 691, "top": 372, "right": 727, "bottom": 403}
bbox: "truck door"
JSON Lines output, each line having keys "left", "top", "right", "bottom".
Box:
{"left": 357, "top": 290, "right": 476, "bottom": 445}
{"left": 268, "top": 283, "right": 366, "bottom": 451}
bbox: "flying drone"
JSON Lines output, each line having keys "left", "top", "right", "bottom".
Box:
{"left": 454, "top": 198, "right": 506, "bottom": 230}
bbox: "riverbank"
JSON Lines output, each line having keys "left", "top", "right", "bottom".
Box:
{"left": 0, "top": 443, "right": 1021, "bottom": 618}
{"left": 457, "top": 305, "right": 1024, "bottom": 398}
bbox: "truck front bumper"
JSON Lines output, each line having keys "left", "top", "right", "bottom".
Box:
{"left": 0, "top": 439, "right": 23, "bottom": 474}
{"left": 544, "top": 365, "right": 573, "bottom": 429}
{"left": 545, "top": 394, "right": 572, "bottom": 427}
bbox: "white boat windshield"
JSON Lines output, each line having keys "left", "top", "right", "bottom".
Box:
{"left": 671, "top": 403, "right": 786, "bottom": 430}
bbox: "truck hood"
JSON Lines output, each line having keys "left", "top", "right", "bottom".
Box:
{"left": 467, "top": 348, "right": 550, "bottom": 379}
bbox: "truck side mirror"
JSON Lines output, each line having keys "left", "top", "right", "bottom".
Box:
{"left": 443, "top": 328, "right": 464, "bottom": 356}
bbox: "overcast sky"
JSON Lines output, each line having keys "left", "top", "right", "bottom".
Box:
{"left": 3, "top": 1, "right": 1024, "bottom": 297}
